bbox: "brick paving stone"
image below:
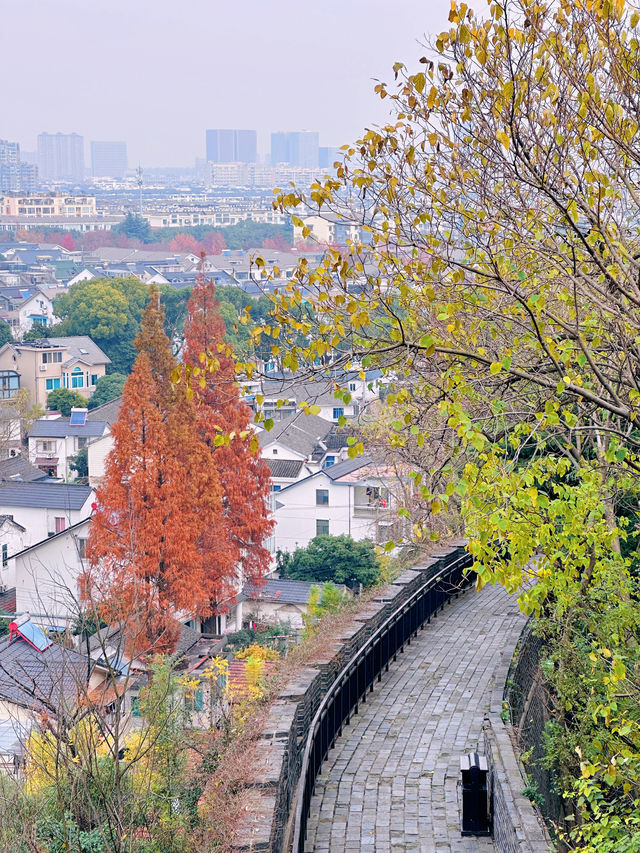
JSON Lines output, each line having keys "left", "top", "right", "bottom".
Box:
{"left": 304, "top": 583, "right": 526, "bottom": 852}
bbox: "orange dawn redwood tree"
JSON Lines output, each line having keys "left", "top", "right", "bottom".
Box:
{"left": 85, "top": 290, "right": 225, "bottom": 652}
{"left": 183, "top": 270, "right": 273, "bottom": 593}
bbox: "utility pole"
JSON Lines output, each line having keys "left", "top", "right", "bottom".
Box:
{"left": 135, "top": 165, "right": 143, "bottom": 216}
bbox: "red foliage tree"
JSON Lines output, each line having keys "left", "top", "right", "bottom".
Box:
{"left": 183, "top": 269, "right": 273, "bottom": 596}
{"left": 85, "top": 292, "right": 226, "bottom": 653}
{"left": 58, "top": 233, "right": 75, "bottom": 251}
{"left": 203, "top": 230, "right": 227, "bottom": 255}
{"left": 169, "top": 233, "right": 202, "bottom": 254}
{"left": 262, "top": 234, "right": 290, "bottom": 252}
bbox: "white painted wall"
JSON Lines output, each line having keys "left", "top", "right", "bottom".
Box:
{"left": 0, "top": 494, "right": 94, "bottom": 555}
{"left": 88, "top": 433, "right": 113, "bottom": 487}
{"left": 272, "top": 473, "right": 384, "bottom": 553}
{"left": 29, "top": 425, "right": 109, "bottom": 481}
{"left": 12, "top": 519, "right": 90, "bottom": 628}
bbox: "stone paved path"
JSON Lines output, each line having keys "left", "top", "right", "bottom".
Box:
{"left": 304, "top": 583, "right": 527, "bottom": 852}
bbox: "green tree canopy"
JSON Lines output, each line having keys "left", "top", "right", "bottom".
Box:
{"left": 53, "top": 278, "right": 149, "bottom": 373}
{"left": 22, "top": 324, "right": 54, "bottom": 341}
{"left": 115, "top": 212, "right": 151, "bottom": 242}
{"left": 88, "top": 373, "right": 127, "bottom": 409}
{"left": 47, "top": 388, "right": 87, "bottom": 416}
{"left": 0, "top": 321, "right": 13, "bottom": 348}
{"left": 280, "top": 535, "right": 379, "bottom": 589}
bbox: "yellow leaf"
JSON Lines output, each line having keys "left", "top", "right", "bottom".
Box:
{"left": 496, "top": 130, "right": 511, "bottom": 150}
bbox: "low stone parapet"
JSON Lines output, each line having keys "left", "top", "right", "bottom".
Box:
{"left": 233, "top": 542, "right": 468, "bottom": 852}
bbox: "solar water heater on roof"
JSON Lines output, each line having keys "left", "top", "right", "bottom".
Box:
{"left": 69, "top": 410, "right": 87, "bottom": 426}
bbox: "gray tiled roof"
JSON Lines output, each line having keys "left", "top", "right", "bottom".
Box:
{"left": 87, "top": 396, "right": 122, "bottom": 425}
{"left": 47, "top": 336, "right": 111, "bottom": 366}
{"left": 266, "top": 459, "right": 304, "bottom": 479}
{"left": 0, "top": 482, "right": 93, "bottom": 510}
{"left": 324, "top": 455, "right": 374, "bottom": 480}
{"left": 0, "top": 631, "right": 90, "bottom": 713}
{"left": 243, "top": 578, "right": 319, "bottom": 605}
{"left": 0, "top": 455, "right": 47, "bottom": 483}
{"left": 259, "top": 412, "right": 333, "bottom": 457}
{"left": 16, "top": 336, "right": 110, "bottom": 366}
{"left": 29, "top": 418, "right": 108, "bottom": 439}
{"left": 88, "top": 621, "right": 201, "bottom": 658}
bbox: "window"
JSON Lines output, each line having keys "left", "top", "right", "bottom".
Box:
{"left": 41, "top": 351, "right": 62, "bottom": 364}
{"left": 55, "top": 517, "right": 66, "bottom": 534}
{"left": 323, "top": 456, "right": 335, "bottom": 468}
{"left": 185, "top": 689, "right": 203, "bottom": 713}
{"left": 71, "top": 368, "right": 84, "bottom": 388}
{"left": 77, "top": 538, "right": 87, "bottom": 560}
{"left": 2, "top": 545, "right": 7, "bottom": 568}
{"left": 45, "top": 378, "right": 61, "bottom": 391}
{"left": 316, "top": 489, "right": 329, "bottom": 506}
{"left": 349, "top": 382, "right": 357, "bottom": 392}
{"left": 316, "top": 519, "right": 330, "bottom": 536}
{"left": 272, "top": 448, "right": 278, "bottom": 455}
{"left": 332, "top": 407, "right": 344, "bottom": 420}
{"left": 0, "top": 370, "right": 19, "bottom": 399}
{"left": 90, "top": 374, "right": 98, "bottom": 386}
{"left": 271, "top": 484, "right": 281, "bottom": 492}
{"left": 38, "top": 440, "right": 55, "bottom": 453}
{"left": 77, "top": 437, "right": 87, "bottom": 449}
{"left": 131, "top": 696, "right": 141, "bottom": 717}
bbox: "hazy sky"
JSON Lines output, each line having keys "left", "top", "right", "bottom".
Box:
{"left": 4, "top": 0, "right": 453, "bottom": 167}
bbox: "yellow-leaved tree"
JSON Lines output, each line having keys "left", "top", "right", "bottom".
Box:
{"left": 232, "top": 0, "right": 640, "bottom": 846}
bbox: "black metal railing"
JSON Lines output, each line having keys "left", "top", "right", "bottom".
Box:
{"left": 290, "top": 547, "right": 473, "bottom": 852}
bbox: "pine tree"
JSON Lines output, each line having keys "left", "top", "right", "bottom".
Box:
{"left": 183, "top": 270, "right": 273, "bottom": 602}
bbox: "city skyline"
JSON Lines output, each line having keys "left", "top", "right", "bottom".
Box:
{"left": 2, "top": 0, "right": 452, "bottom": 167}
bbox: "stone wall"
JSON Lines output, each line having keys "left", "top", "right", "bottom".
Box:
{"left": 233, "top": 547, "right": 551, "bottom": 853}
{"left": 482, "top": 618, "right": 552, "bottom": 853}
{"left": 505, "top": 626, "right": 567, "bottom": 839}
{"left": 232, "top": 542, "right": 469, "bottom": 852}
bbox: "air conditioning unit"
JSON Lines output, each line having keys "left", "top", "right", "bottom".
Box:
{"left": 0, "top": 583, "right": 8, "bottom": 594}
{"left": 39, "top": 365, "right": 46, "bottom": 372}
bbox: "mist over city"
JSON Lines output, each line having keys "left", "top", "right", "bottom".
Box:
{"left": 0, "top": 2, "right": 637, "bottom": 852}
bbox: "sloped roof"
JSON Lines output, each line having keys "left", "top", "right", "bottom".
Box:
{"left": 0, "top": 455, "right": 48, "bottom": 483}
{"left": 243, "top": 578, "right": 319, "bottom": 605}
{"left": 29, "top": 418, "right": 108, "bottom": 439}
{"left": 88, "top": 621, "right": 201, "bottom": 661}
{"left": 258, "top": 412, "right": 333, "bottom": 457}
{"left": 0, "top": 482, "right": 93, "bottom": 510}
{"left": 87, "top": 396, "right": 122, "bottom": 425}
{"left": 12, "top": 336, "right": 110, "bottom": 366}
{"left": 323, "top": 455, "right": 374, "bottom": 481}
{"left": 0, "top": 587, "right": 16, "bottom": 615}
{"left": 266, "top": 459, "right": 304, "bottom": 479}
{"left": 0, "top": 627, "right": 90, "bottom": 712}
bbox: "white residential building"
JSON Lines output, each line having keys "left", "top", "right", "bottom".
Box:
{"left": 28, "top": 412, "right": 109, "bottom": 480}
{"left": 0, "top": 482, "right": 94, "bottom": 552}
{"left": 6, "top": 518, "right": 90, "bottom": 630}
{"left": 271, "top": 456, "right": 398, "bottom": 554}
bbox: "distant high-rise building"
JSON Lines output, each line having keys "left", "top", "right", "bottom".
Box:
{"left": 205, "top": 129, "right": 257, "bottom": 163}
{"left": 270, "top": 131, "right": 319, "bottom": 169}
{"left": 270, "top": 132, "right": 290, "bottom": 165}
{"left": 0, "top": 139, "right": 38, "bottom": 191}
{"left": 0, "top": 139, "right": 20, "bottom": 191}
{"left": 319, "top": 146, "right": 340, "bottom": 169}
{"left": 90, "top": 141, "right": 128, "bottom": 178}
{"left": 37, "top": 132, "right": 84, "bottom": 182}
{"left": 235, "top": 130, "right": 257, "bottom": 164}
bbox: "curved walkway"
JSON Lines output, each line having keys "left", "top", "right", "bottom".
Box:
{"left": 304, "top": 583, "right": 527, "bottom": 853}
